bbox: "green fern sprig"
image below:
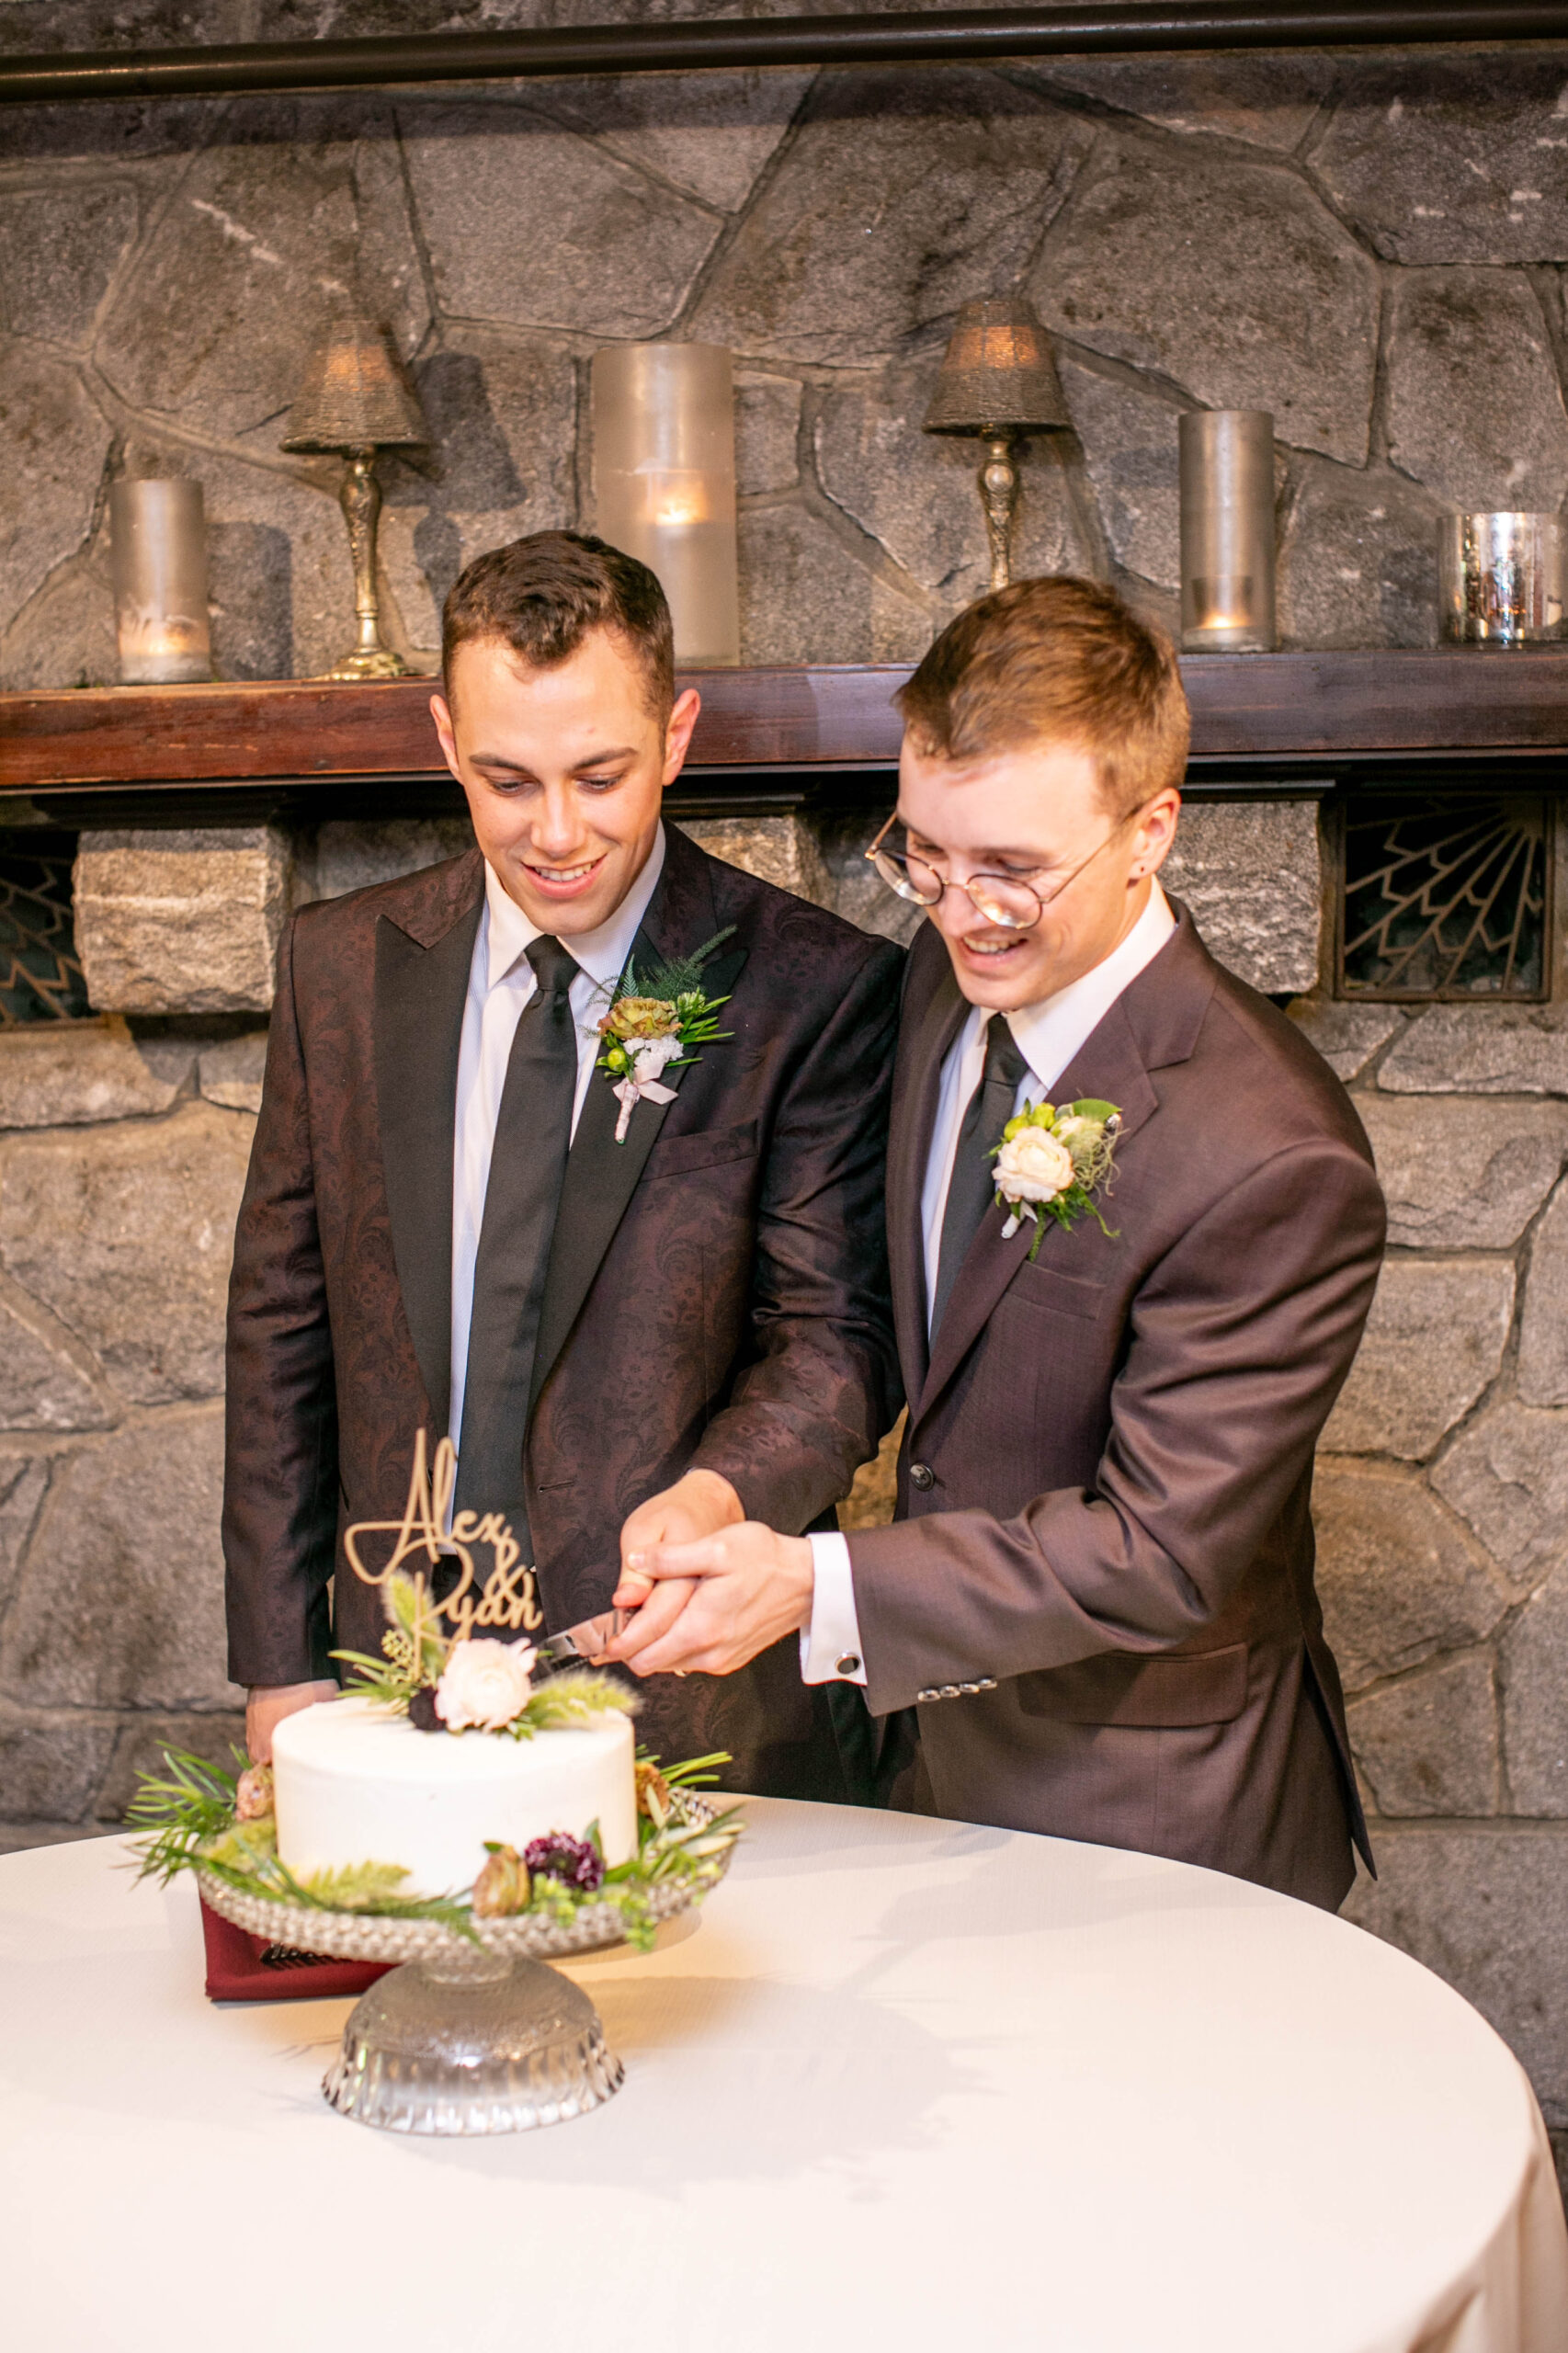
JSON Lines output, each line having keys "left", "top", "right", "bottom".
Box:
{"left": 126, "top": 1745, "right": 243, "bottom": 1883}
{"left": 501, "top": 1668, "right": 640, "bottom": 1739}
{"left": 619, "top": 925, "right": 736, "bottom": 1007}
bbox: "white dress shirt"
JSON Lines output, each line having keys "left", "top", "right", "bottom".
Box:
{"left": 448, "top": 825, "right": 666, "bottom": 1459}
{"left": 802, "top": 880, "right": 1177, "bottom": 1686}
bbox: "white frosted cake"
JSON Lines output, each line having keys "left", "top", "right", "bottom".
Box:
{"left": 272, "top": 1696, "right": 637, "bottom": 1897}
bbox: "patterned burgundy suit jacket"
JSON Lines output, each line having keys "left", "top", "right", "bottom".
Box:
{"left": 223, "top": 823, "right": 902, "bottom": 1794}
{"left": 850, "top": 905, "right": 1385, "bottom": 1908}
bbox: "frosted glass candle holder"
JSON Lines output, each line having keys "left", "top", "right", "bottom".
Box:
{"left": 592, "top": 344, "right": 740, "bottom": 666}
{"left": 1439, "top": 513, "right": 1565, "bottom": 645}
{"left": 110, "top": 480, "right": 211, "bottom": 684}
{"left": 1178, "top": 411, "right": 1277, "bottom": 653}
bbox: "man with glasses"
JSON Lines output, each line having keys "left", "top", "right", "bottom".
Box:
{"left": 605, "top": 574, "right": 1386, "bottom": 1909}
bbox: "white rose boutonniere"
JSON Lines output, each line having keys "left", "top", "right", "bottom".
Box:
{"left": 435, "top": 1636, "right": 540, "bottom": 1733}
{"left": 991, "top": 1097, "right": 1121, "bottom": 1259}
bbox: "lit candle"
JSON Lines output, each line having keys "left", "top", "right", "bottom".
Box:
{"left": 1178, "top": 413, "right": 1277, "bottom": 654}
{"left": 593, "top": 345, "right": 739, "bottom": 666}
{"left": 110, "top": 481, "right": 211, "bottom": 685}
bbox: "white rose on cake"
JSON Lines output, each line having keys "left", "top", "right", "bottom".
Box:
{"left": 435, "top": 1637, "right": 539, "bottom": 1733}
{"left": 994, "top": 1126, "right": 1075, "bottom": 1204}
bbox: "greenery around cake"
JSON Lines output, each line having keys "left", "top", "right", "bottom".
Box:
{"left": 127, "top": 1741, "right": 742, "bottom": 1953}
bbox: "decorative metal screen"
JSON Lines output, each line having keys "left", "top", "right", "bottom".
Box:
{"left": 1337, "top": 791, "right": 1551, "bottom": 1003}
{"left": 0, "top": 839, "right": 89, "bottom": 1024}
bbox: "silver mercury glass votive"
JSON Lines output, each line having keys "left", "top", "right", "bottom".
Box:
{"left": 1438, "top": 513, "right": 1566, "bottom": 646}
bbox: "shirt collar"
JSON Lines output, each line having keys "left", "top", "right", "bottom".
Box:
{"left": 1005, "top": 878, "right": 1177, "bottom": 1092}
{"left": 481, "top": 822, "right": 668, "bottom": 996}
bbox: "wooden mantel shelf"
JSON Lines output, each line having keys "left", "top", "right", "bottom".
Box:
{"left": 7, "top": 651, "right": 1568, "bottom": 802}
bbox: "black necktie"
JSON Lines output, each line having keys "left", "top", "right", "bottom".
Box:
{"left": 454, "top": 937, "right": 580, "bottom": 1540}
{"left": 930, "top": 1013, "right": 1029, "bottom": 1338}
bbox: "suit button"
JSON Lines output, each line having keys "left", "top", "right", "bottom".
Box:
{"left": 909, "top": 1461, "right": 935, "bottom": 1491}
{"left": 835, "top": 1654, "right": 861, "bottom": 1677}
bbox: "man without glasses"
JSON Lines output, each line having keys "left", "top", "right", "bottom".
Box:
{"left": 225, "top": 530, "right": 901, "bottom": 1801}
{"left": 608, "top": 575, "right": 1386, "bottom": 1908}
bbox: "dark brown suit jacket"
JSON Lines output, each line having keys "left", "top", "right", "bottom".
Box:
{"left": 849, "top": 905, "right": 1384, "bottom": 1908}
{"left": 224, "top": 822, "right": 902, "bottom": 1796}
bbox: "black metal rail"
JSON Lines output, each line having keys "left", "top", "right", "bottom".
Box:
{"left": 1, "top": 4, "right": 1564, "bottom": 108}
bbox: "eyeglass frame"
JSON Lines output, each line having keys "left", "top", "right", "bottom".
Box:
{"left": 863, "top": 804, "right": 1143, "bottom": 933}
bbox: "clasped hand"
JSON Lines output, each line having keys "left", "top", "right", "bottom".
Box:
{"left": 604, "top": 1472, "right": 815, "bottom": 1678}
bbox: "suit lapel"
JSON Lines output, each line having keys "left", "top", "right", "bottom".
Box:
{"left": 886, "top": 931, "right": 969, "bottom": 1410}
{"left": 529, "top": 827, "right": 742, "bottom": 1412}
{"left": 373, "top": 863, "right": 485, "bottom": 1435}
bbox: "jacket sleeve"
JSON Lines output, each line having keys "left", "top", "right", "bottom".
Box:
{"left": 222, "top": 912, "right": 341, "bottom": 1687}
{"left": 687, "top": 935, "right": 904, "bottom": 1535}
{"left": 846, "top": 1133, "right": 1386, "bottom": 1714}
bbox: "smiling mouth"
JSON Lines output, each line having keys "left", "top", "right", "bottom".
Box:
{"left": 960, "top": 931, "right": 1025, "bottom": 958}
{"left": 521, "top": 854, "right": 606, "bottom": 891}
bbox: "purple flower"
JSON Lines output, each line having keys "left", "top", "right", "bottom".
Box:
{"left": 522, "top": 1832, "right": 604, "bottom": 1893}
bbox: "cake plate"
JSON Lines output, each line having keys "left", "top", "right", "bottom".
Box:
{"left": 197, "top": 1795, "right": 729, "bottom": 2137}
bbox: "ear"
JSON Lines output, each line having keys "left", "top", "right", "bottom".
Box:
{"left": 1132, "top": 788, "right": 1181, "bottom": 880}
{"left": 430, "top": 690, "right": 462, "bottom": 787}
{"left": 661, "top": 687, "right": 702, "bottom": 787}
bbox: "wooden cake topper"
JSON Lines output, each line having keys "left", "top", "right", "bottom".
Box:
{"left": 343, "top": 1429, "right": 542, "bottom": 1643}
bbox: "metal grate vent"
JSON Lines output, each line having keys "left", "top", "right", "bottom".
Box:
{"left": 1337, "top": 791, "right": 1551, "bottom": 1003}
{"left": 0, "top": 837, "right": 89, "bottom": 1024}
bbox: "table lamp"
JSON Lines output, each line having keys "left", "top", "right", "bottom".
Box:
{"left": 923, "top": 297, "right": 1071, "bottom": 594}
{"left": 282, "top": 313, "right": 428, "bottom": 681}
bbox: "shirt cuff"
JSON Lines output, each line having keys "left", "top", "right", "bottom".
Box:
{"left": 799, "top": 1531, "right": 869, "bottom": 1686}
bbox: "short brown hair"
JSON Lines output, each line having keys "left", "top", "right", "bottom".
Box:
{"left": 896, "top": 575, "right": 1189, "bottom": 819}
{"left": 442, "top": 530, "right": 675, "bottom": 717}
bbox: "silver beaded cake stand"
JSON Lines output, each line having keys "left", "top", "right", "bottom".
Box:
{"left": 198, "top": 1797, "right": 729, "bottom": 2138}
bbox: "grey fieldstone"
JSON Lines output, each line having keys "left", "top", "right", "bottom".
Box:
{"left": 813, "top": 364, "right": 1091, "bottom": 615}
{"left": 74, "top": 827, "right": 290, "bottom": 1016}
{"left": 0, "top": 1016, "right": 178, "bottom": 1131}
{"left": 1057, "top": 356, "right": 1181, "bottom": 593}
{"left": 545, "top": 67, "right": 815, "bottom": 213}
{"left": 0, "top": 1101, "right": 252, "bottom": 1407}
{"left": 736, "top": 499, "right": 872, "bottom": 665}
{"left": 1277, "top": 462, "right": 1443, "bottom": 652}
{"left": 381, "top": 329, "right": 576, "bottom": 654}
{"left": 1163, "top": 801, "right": 1322, "bottom": 996}
{"left": 1384, "top": 268, "right": 1568, "bottom": 513}
{"left": 1312, "top": 1457, "right": 1509, "bottom": 1693}
{"left": 0, "top": 1454, "right": 49, "bottom": 1619}
{"left": 1287, "top": 998, "right": 1406, "bottom": 1084}
{"left": 693, "top": 70, "right": 1089, "bottom": 366}
{"left": 0, "top": 339, "right": 112, "bottom": 641}
{"left": 736, "top": 373, "right": 801, "bottom": 497}
{"left": 400, "top": 97, "right": 719, "bottom": 339}
{"left": 1346, "top": 1650, "right": 1499, "bottom": 1818}
{"left": 1039, "top": 141, "right": 1379, "bottom": 464}
{"left": 1312, "top": 57, "right": 1568, "bottom": 267}
{"left": 0, "top": 1407, "right": 236, "bottom": 1711}
{"left": 93, "top": 1709, "right": 249, "bottom": 1822}
{"left": 1380, "top": 1005, "right": 1568, "bottom": 1097}
{"left": 1519, "top": 1177, "right": 1568, "bottom": 1407}
{"left": 192, "top": 444, "right": 357, "bottom": 684}
{"left": 817, "top": 807, "right": 925, "bottom": 949}
{"left": 1501, "top": 1563, "right": 1568, "bottom": 1817}
{"left": 1031, "top": 51, "right": 1335, "bottom": 153}
{"left": 197, "top": 1031, "right": 268, "bottom": 1115}
{"left": 95, "top": 96, "right": 426, "bottom": 443}
{"left": 1345, "top": 1825, "right": 1568, "bottom": 2123}
{"left": 1358, "top": 1096, "right": 1568, "bottom": 1250}
{"left": 305, "top": 817, "right": 474, "bottom": 903}
{"left": 0, "top": 182, "right": 140, "bottom": 348}
{"left": 0, "top": 1290, "right": 114, "bottom": 1434}
{"left": 1432, "top": 1401, "right": 1568, "bottom": 1587}
{"left": 0, "top": 1701, "right": 118, "bottom": 1824}
{"left": 1324, "top": 1258, "right": 1515, "bottom": 1461}
{"left": 676, "top": 816, "right": 831, "bottom": 910}
{"left": 0, "top": 540, "right": 118, "bottom": 690}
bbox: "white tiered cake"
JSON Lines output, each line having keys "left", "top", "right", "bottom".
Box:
{"left": 272, "top": 1696, "right": 638, "bottom": 1897}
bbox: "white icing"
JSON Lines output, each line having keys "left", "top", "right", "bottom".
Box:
{"left": 272, "top": 1695, "right": 637, "bottom": 1897}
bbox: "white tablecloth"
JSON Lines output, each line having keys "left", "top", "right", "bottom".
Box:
{"left": 1, "top": 1802, "right": 1563, "bottom": 2353}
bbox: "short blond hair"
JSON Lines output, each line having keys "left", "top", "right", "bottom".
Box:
{"left": 896, "top": 575, "right": 1190, "bottom": 820}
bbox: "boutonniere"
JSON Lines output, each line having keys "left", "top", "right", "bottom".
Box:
{"left": 596, "top": 926, "right": 736, "bottom": 1143}
{"left": 991, "top": 1097, "right": 1121, "bottom": 1258}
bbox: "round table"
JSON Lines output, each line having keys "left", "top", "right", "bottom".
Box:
{"left": 2, "top": 1801, "right": 1564, "bottom": 2353}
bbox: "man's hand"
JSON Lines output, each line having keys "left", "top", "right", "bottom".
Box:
{"left": 612, "top": 1470, "right": 746, "bottom": 1656}
{"left": 246, "top": 1679, "right": 338, "bottom": 1764}
{"left": 606, "top": 1521, "right": 815, "bottom": 1679}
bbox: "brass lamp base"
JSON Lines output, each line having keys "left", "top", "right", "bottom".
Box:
{"left": 312, "top": 447, "right": 410, "bottom": 685}
{"left": 321, "top": 642, "right": 413, "bottom": 682}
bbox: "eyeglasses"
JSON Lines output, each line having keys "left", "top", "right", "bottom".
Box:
{"left": 864, "top": 811, "right": 1126, "bottom": 933}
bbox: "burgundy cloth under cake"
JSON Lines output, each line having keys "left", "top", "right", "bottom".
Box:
{"left": 199, "top": 1895, "right": 392, "bottom": 2003}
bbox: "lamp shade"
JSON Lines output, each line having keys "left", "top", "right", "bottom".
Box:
{"left": 923, "top": 298, "right": 1070, "bottom": 435}
{"left": 282, "top": 314, "right": 427, "bottom": 453}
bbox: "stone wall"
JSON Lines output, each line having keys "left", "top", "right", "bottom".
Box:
{"left": 6, "top": 38, "right": 1568, "bottom": 677}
